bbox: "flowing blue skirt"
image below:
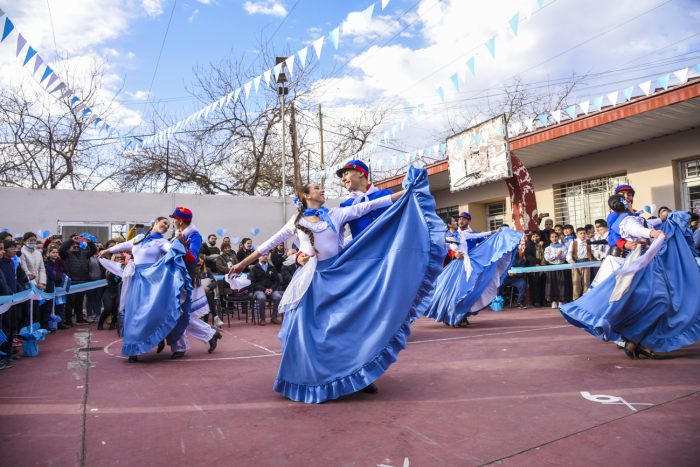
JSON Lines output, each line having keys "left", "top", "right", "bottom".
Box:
{"left": 422, "top": 228, "right": 523, "bottom": 325}
{"left": 121, "top": 242, "right": 192, "bottom": 356}
{"left": 273, "top": 166, "right": 446, "bottom": 403}
{"left": 560, "top": 212, "right": 700, "bottom": 352}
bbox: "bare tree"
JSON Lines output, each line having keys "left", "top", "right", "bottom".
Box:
{"left": 0, "top": 62, "right": 121, "bottom": 190}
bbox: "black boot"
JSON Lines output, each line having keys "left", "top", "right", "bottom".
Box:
{"left": 361, "top": 383, "right": 379, "bottom": 394}
{"left": 156, "top": 340, "right": 165, "bottom": 354}
{"left": 208, "top": 331, "right": 222, "bottom": 354}
{"left": 128, "top": 356, "right": 138, "bottom": 363}
{"left": 171, "top": 351, "right": 185, "bottom": 360}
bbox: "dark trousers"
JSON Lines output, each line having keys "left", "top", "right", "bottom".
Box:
{"left": 39, "top": 300, "right": 53, "bottom": 330}
{"left": 500, "top": 276, "right": 527, "bottom": 305}
{"left": 86, "top": 288, "right": 103, "bottom": 319}
{"left": 527, "top": 272, "right": 545, "bottom": 306}
{"left": 0, "top": 305, "right": 17, "bottom": 356}
{"left": 99, "top": 290, "right": 119, "bottom": 330}
{"left": 67, "top": 290, "right": 86, "bottom": 324}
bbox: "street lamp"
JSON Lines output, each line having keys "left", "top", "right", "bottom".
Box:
{"left": 276, "top": 56, "right": 289, "bottom": 224}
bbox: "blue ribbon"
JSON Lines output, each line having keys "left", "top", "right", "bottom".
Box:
{"left": 303, "top": 207, "right": 337, "bottom": 233}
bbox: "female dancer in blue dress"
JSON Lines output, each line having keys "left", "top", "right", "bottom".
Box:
{"left": 560, "top": 194, "right": 700, "bottom": 359}
{"left": 423, "top": 214, "right": 523, "bottom": 327}
{"left": 229, "top": 167, "right": 445, "bottom": 403}
{"left": 102, "top": 217, "right": 192, "bottom": 362}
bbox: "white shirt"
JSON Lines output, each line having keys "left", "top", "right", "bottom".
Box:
{"left": 456, "top": 228, "right": 492, "bottom": 255}
{"left": 544, "top": 243, "right": 567, "bottom": 264}
{"left": 566, "top": 238, "right": 590, "bottom": 262}
{"left": 592, "top": 230, "right": 610, "bottom": 260}
{"left": 109, "top": 235, "right": 172, "bottom": 265}
{"left": 257, "top": 196, "right": 394, "bottom": 261}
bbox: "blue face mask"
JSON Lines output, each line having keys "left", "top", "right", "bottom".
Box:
{"left": 25, "top": 244, "right": 36, "bottom": 250}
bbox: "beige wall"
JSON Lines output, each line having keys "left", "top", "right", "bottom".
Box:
{"left": 0, "top": 187, "right": 339, "bottom": 244}
{"left": 432, "top": 127, "right": 699, "bottom": 228}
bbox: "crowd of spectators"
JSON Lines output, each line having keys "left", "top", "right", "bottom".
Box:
{"left": 0, "top": 229, "right": 300, "bottom": 369}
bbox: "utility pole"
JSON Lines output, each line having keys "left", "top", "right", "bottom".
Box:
{"left": 290, "top": 101, "right": 301, "bottom": 187}
{"left": 318, "top": 103, "right": 325, "bottom": 188}
{"left": 276, "top": 56, "right": 289, "bottom": 225}
{"left": 164, "top": 140, "right": 170, "bottom": 193}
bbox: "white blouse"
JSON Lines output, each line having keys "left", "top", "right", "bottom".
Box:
{"left": 257, "top": 196, "right": 394, "bottom": 261}
{"left": 544, "top": 243, "right": 567, "bottom": 264}
{"left": 108, "top": 235, "right": 172, "bottom": 265}
{"left": 456, "top": 228, "right": 493, "bottom": 255}
{"left": 619, "top": 216, "right": 662, "bottom": 242}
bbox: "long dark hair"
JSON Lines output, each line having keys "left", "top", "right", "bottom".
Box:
{"left": 134, "top": 217, "right": 168, "bottom": 245}
{"left": 239, "top": 237, "right": 252, "bottom": 250}
{"left": 294, "top": 184, "right": 318, "bottom": 253}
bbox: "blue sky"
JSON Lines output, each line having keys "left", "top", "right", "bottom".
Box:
{"left": 1, "top": 0, "right": 699, "bottom": 171}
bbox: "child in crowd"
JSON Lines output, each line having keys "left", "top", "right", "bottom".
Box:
{"left": 525, "top": 231, "right": 546, "bottom": 307}
{"left": 567, "top": 227, "right": 592, "bottom": 300}
{"left": 544, "top": 232, "right": 571, "bottom": 308}
{"left": 43, "top": 246, "right": 67, "bottom": 330}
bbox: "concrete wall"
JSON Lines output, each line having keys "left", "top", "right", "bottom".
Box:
{"left": 0, "top": 187, "right": 340, "bottom": 245}
{"left": 432, "top": 128, "right": 700, "bottom": 230}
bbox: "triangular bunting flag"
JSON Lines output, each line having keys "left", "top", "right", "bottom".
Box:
{"left": 417, "top": 149, "right": 424, "bottom": 159}
{"left": 551, "top": 110, "right": 562, "bottom": 124}
{"left": 473, "top": 134, "right": 482, "bottom": 146}
{"left": 362, "top": 3, "right": 375, "bottom": 25}
{"left": 565, "top": 105, "right": 577, "bottom": 120}
{"left": 93, "top": 117, "right": 103, "bottom": 129}
{"left": 433, "top": 144, "right": 440, "bottom": 156}
{"left": 75, "top": 104, "right": 85, "bottom": 115}
{"left": 40, "top": 66, "right": 53, "bottom": 83}
{"left": 263, "top": 69, "right": 272, "bottom": 86}
{"left": 579, "top": 100, "right": 590, "bottom": 114}
{"left": 695, "top": 64, "right": 700, "bottom": 76}
{"left": 439, "top": 143, "right": 446, "bottom": 154}
{"left": 273, "top": 63, "right": 283, "bottom": 82}
{"left": 391, "top": 155, "right": 397, "bottom": 167}
{"left": 606, "top": 91, "right": 618, "bottom": 106}
{"left": 297, "top": 46, "right": 308, "bottom": 69}
{"left": 638, "top": 80, "right": 651, "bottom": 96}
{"left": 33, "top": 55, "right": 43, "bottom": 74}
{"left": 0, "top": 8, "right": 5, "bottom": 19}
{"left": 23, "top": 46, "right": 36, "bottom": 66}
{"left": 657, "top": 73, "right": 670, "bottom": 90}
{"left": 328, "top": 27, "right": 340, "bottom": 50}
{"left": 49, "top": 82, "right": 65, "bottom": 94}
{"left": 673, "top": 67, "right": 688, "bottom": 84}
{"left": 485, "top": 36, "right": 496, "bottom": 59}
{"left": 285, "top": 55, "right": 295, "bottom": 78}
{"left": 592, "top": 96, "right": 603, "bottom": 110}
{"left": 59, "top": 87, "right": 72, "bottom": 99}
{"left": 225, "top": 91, "right": 234, "bottom": 106}
{"left": 524, "top": 119, "right": 535, "bottom": 132}
{"left": 466, "top": 56, "right": 475, "bottom": 75}
{"left": 15, "top": 33, "right": 26, "bottom": 57}
{"left": 537, "top": 0, "right": 544, "bottom": 8}
{"left": 450, "top": 72, "right": 460, "bottom": 91}
{"left": 69, "top": 96, "right": 80, "bottom": 107}
{"left": 622, "top": 86, "right": 634, "bottom": 101}
{"left": 437, "top": 86, "right": 445, "bottom": 103}
{"left": 537, "top": 114, "right": 548, "bottom": 127}
{"left": 234, "top": 88, "right": 241, "bottom": 102}
{"left": 313, "top": 36, "right": 324, "bottom": 60}
{"left": 253, "top": 75, "right": 261, "bottom": 93}
{"left": 381, "top": 0, "right": 391, "bottom": 10}
{"left": 46, "top": 73, "right": 59, "bottom": 89}
{"left": 508, "top": 12, "right": 520, "bottom": 36}
{"left": 1, "top": 17, "right": 14, "bottom": 43}
{"left": 81, "top": 107, "right": 92, "bottom": 117}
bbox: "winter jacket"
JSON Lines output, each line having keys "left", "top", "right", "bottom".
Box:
{"left": 20, "top": 245, "right": 47, "bottom": 285}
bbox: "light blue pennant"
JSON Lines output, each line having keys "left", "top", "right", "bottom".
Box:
{"left": 565, "top": 105, "right": 577, "bottom": 119}
{"left": 466, "top": 56, "right": 475, "bottom": 75}
{"left": 329, "top": 26, "right": 340, "bottom": 50}
{"left": 622, "top": 86, "right": 634, "bottom": 101}
{"left": 450, "top": 72, "right": 460, "bottom": 91}
{"left": 437, "top": 86, "right": 445, "bottom": 103}
{"left": 592, "top": 96, "right": 603, "bottom": 111}
{"left": 509, "top": 12, "right": 520, "bottom": 36}
{"left": 537, "top": 114, "right": 548, "bottom": 127}
{"left": 1, "top": 17, "right": 14, "bottom": 43}
{"left": 657, "top": 73, "right": 670, "bottom": 90}
{"left": 485, "top": 36, "right": 496, "bottom": 58}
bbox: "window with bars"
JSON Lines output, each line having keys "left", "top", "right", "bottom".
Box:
{"left": 436, "top": 205, "right": 460, "bottom": 223}
{"left": 681, "top": 158, "right": 700, "bottom": 212}
{"left": 487, "top": 201, "right": 506, "bottom": 230}
{"left": 553, "top": 174, "right": 627, "bottom": 228}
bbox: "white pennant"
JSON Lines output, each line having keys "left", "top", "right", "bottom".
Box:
{"left": 285, "top": 55, "right": 295, "bottom": 78}
{"left": 579, "top": 100, "right": 590, "bottom": 114}
{"left": 551, "top": 110, "right": 562, "bottom": 124}
{"left": 297, "top": 46, "right": 308, "bottom": 69}
{"left": 673, "top": 67, "right": 689, "bottom": 84}
{"left": 312, "top": 36, "right": 324, "bottom": 60}
{"left": 381, "top": 0, "right": 391, "bottom": 10}
{"left": 253, "top": 75, "right": 262, "bottom": 93}
{"left": 606, "top": 91, "right": 619, "bottom": 106}
{"left": 225, "top": 91, "right": 234, "bottom": 105}
{"left": 638, "top": 80, "right": 652, "bottom": 96}
{"left": 244, "top": 80, "right": 252, "bottom": 98}
{"left": 524, "top": 119, "right": 535, "bottom": 132}
{"left": 263, "top": 69, "right": 272, "bottom": 86}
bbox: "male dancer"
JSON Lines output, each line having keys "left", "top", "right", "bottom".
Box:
{"left": 166, "top": 207, "right": 222, "bottom": 359}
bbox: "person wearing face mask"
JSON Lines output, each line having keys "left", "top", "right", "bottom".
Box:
{"left": 101, "top": 216, "right": 192, "bottom": 362}
{"left": 43, "top": 246, "right": 68, "bottom": 330}
{"left": 20, "top": 232, "right": 47, "bottom": 328}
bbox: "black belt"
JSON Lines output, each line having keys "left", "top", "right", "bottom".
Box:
{"left": 609, "top": 247, "right": 628, "bottom": 258}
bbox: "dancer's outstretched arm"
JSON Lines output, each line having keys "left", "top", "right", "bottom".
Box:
{"left": 229, "top": 219, "right": 296, "bottom": 276}
{"left": 332, "top": 190, "right": 405, "bottom": 227}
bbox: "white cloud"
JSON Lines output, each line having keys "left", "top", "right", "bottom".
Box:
{"left": 142, "top": 0, "right": 166, "bottom": 17}
{"left": 243, "top": 1, "right": 287, "bottom": 17}
{"left": 188, "top": 8, "right": 200, "bottom": 23}
{"left": 195, "top": 0, "right": 215, "bottom": 4}
{"left": 340, "top": 13, "right": 405, "bottom": 45}
{"left": 125, "top": 90, "right": 151, "bottom": 101}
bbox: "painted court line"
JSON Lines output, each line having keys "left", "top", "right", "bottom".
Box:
{"left": 103, "top": 338, "right": 280, "bottom": 362}
{"left": 408, "top": 325, "right": 570, "bottom": 345}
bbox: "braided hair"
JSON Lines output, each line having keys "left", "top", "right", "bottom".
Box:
{"left": 134, "top": 217, "right": 168, "bottom": 245}
{"left": 294, "top": 184, "right": 318, "bottom": 254}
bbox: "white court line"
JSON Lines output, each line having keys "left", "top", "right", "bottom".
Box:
{"left": 407, "top": 325, "right": 570, "bottom": 345}
{"left": 102, "top": 338, "right": 280, "bottom": 362}
{"left": 236, "top": 337, "right": 278, "bottom": 355}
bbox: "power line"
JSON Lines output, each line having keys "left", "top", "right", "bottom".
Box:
{"left": 144, "top": 0, "right": 178, "bottom": 110}
{"left": 268, "top": 0, "right": 302, "bottom": 43}
{"left": 45, "top": 0, "right": 59, "bottom": 58}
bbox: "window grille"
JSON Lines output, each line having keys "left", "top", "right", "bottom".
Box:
{"left": 487, "top": 201, "right": 506, "bottom": 230}
{"left": 553, "top": 174, "right": 627, "bottom": 227}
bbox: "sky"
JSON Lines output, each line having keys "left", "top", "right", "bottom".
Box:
{"left": 1, "top": 0, "right": 699, "bottom": 174}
